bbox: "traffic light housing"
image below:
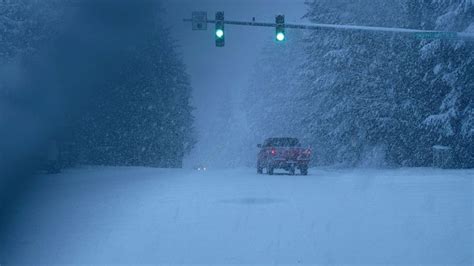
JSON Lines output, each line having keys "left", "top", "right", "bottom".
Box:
{"left": 215, "top": 12, "right": 225, "bottom": 47}
{"left": 275, "top": 15, "right": 285, "bottom": 42}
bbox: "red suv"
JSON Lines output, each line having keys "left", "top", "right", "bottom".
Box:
{"left": 257, "top": 138, "right": 311, "bottom": 175}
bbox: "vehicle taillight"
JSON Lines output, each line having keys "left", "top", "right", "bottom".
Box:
{"left": 271, "top": 149, "right": 276, "bottom": 155}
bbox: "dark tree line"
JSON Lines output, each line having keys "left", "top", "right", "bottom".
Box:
{"left": 73, "top": 3, "right": 195, "bottom": 168}
{"left": 0, "top": 0, "right": 195, "bottom": 175}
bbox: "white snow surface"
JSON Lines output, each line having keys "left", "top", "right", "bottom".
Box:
{"left": 2, "top": 167, "right": 473, "bottom": 264}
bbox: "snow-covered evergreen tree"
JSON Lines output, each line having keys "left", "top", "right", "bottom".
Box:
{"left": 0, "top": 0, "right": 62, "bottom": 61}
{"left": 1, "top": 1, "right": 195, "bottom": 170}
{"left": 301, "top": 0, "right": 405, "bottom": 166}
{"left": 300, "top": 0, "right": 473, "bottom": 167}
{"left": 419, "top": 0, "right": 474, "bottom": 167}
{"left": 245, "top": 0, "right": 473, "bottom": 168}
{"left": 74, "top": 2, "right": 195, "bottom": 168}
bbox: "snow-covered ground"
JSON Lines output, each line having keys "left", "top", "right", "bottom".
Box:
{"left": 1, "top": 167, "right": 473, "bottom": 264}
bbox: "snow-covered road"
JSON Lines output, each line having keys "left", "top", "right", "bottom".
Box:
{"left": 1, "top": 167, "right": 473, "bottom": 264}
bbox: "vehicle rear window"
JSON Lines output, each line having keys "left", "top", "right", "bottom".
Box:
{"left": 265, "top": 138, "right": 300, "bottom": 147}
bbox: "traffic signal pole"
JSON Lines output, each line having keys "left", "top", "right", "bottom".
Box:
{"left": 183, "top": 15, "right": 474, "bottom": 41}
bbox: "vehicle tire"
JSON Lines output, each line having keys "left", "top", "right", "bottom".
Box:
{"left": 289, "top": 165, "right": 296, "bottom": 175}
{"left": 300, "top": 167, "right": 308, "bottom": 176}
{"left": 267, "top": 167, "right": 274, "bottom": 175}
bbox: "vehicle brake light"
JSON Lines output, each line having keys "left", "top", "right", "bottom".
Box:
{"left": 271, "top": 149, "right": 276, "bottom": 155}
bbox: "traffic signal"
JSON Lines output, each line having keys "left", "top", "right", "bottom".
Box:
{"left": 275, "top": 15, "right": 285, "bottom": 42}
{"left": 215, "top": 11, "right": 225, "bottom": 47}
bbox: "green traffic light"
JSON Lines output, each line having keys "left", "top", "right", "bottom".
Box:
{"left": 216, "top": 29, "right": 224, "bottom": 39}
{"left": 276, "top": 32, "right": 285, "bottom": 42}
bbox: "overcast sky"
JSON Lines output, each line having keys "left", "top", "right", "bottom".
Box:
{"left": 161, "top": 0, "right": 308, "bottom": 164}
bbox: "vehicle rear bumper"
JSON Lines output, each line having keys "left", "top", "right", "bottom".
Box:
{"left": 269, "top": 159, "right": 310, "bottom": 169}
